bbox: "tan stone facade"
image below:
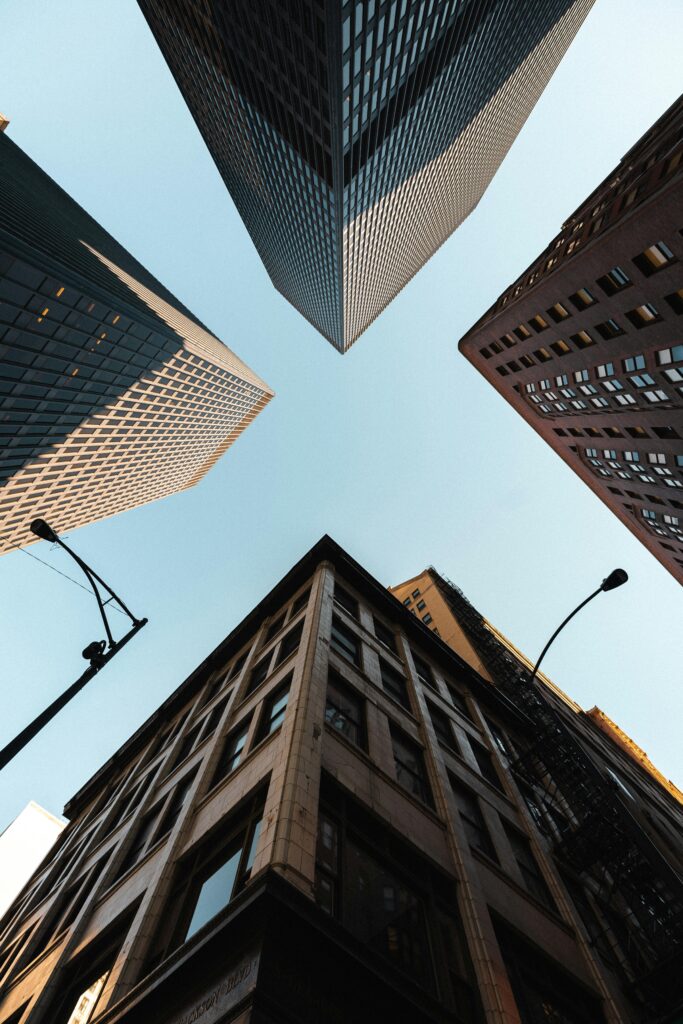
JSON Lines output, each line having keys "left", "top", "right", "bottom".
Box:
{"left": 0, "top": 538, "right": 680, "bottom": 1024}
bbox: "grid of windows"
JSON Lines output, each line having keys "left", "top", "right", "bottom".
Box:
{"left": 138, "top": 0, "right": 592, "bottom": 350}
{"left": 0, "top": 135, "right": 272, "bottom": 553}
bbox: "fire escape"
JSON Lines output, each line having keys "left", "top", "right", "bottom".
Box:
{"left": 431, "top": 571, "right": 683, "bottom": 1022}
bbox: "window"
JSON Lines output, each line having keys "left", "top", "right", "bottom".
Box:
{"left": 633, "top": 241, "right": 676, "bottom": 275}
{"left": 411, "top": 650, "right": 436, "bottom": 690}
{"left": 315, "top": 811, "right": 435, "bottom": 990}
{"left": 290, "top": 587, "right": 311, "bottom": 616}
{"left": 227, "top": 650, "right": 248, "bottom": 681}
{"left": 422, "top": 612, "right": 433, "bottom": 625}
{"left": 147, "top": 793, "right": 264, "bottom": 968}
{"left": 529, "top": 314, "right": 549, "bottom": 332}
{"left": 416, "top": 599, "right": 426, "bottom": 611}
{"left": 485, "top": 719, "right": 513, "bottom": 759}
{"left": 373, "top": 616, "right": 396, "bottom": 654}
{"left": 665, "top": 288, "right": 683, "bottom": 314}
{"left": 550, "top": 339, "right": 571, "bottom": 356}
{"left": 402, "top": 597, "right": 412, "bottom": 606}
{"left": 447, "top": 685, "right": 473, "bottom": 722}
{"left": 571, "top": 330, "right": 595, "bottom": 349}
{"left": 255, "top": 679, "right": 291, "bottom": 742}
{"left": 470, "top": 739, "right": 504, "bottom": 791}
{"left": 379, "top": 659, "right": 410, "bottom": 710}
{"left": 623, "top": 353, "right": 646, "bottom": 372}
{"left": 55, "top": 966, "right": 112, "bottom": 1024}
{"left": 333, "top": 583, "right": 358, "bottom": 618}
{"left": 245, "top": 654, "right": 271, "bottom": 696}
{"left": 114, "top": 770, "right": 197, "bottom": 880}
{"left": 390, "top": 726, "right": 433, "bottom": 806}
{"left": 211, "top": 721, "right": 251, "bottom": 787}
{"left": 534, "top": 347, "right": 552, "bottom": 362}
{"left": 427, "top": 702, "right": 458, "bottom": 752}
{"left": 275, "top": 619, "right": 303, "bottom": 665}
{"left": 656, "top": 343, "right": 683, "bottom": 365}
{"left": 449, "top": 778, "right": 497, "bottom": 861}
{"left": 411, "top": 588, "right": 420, "bottom": 598}
{"left": 595, "top": 318, "right": 624, "bottom": 339}
{"left": 330, "top": 615, "right": 361, "bottom": 666}
{"left": 264, "top": 612, "right": 286, "bottom": 642}
{"left": 503, "top": 825, "right": 555, "bottom": 910}
{"left": 547, "top": 302, "right": 570, "bottom": 322}
{"left": 325, "top": 671, "right": 365, "bottom": 748}
{"left": 626, "top": 302, "right": 661, "bottom": 328}
{"left": 168, "top": 724, "right": 203, "bottom": 772}
{"left": 569, "top": 287, "right": 596, "bottom": 309}
{"left": 597, "top": 266, "right": 631, "bottom": 295}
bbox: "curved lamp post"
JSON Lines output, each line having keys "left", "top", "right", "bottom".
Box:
{"left": 0, "top": 519, "right": 147, "bottom": 771}
{"left": 527, "top": 568, "right": 628, "bottom": 687}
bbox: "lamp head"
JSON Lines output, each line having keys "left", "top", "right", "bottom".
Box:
{"left": 82, "top": 640, "right": 107, "bottom": 667}
{"left": 30, "top": 518, "right": 59, "bottom": 543}
{"left": 601, "top": 568, "right": 628, "bottom": 592}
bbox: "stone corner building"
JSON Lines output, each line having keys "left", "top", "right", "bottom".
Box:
{"left": 0, "top": 131, "right": 273, "bottom": 554}
{"left": 1, "top": 537, "right": 681, "bottom": 1024}
{"left": 136, "top": 0, "right": 594, "bottom": 352}
{"left": 459, "top": 94, "right": 683, "bottom": 585}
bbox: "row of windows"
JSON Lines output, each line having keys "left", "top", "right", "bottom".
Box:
{"left": 481, "top": 238, "right": 678, "bottom": 362}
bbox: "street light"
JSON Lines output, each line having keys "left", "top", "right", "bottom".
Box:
{"left": 527, "top": 569, "right": 628, "bottom": 687}
{"left": 0, "top": 519, "right": 147, "bottom": 771}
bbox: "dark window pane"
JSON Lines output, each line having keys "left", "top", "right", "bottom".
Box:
{"left": 212, "top": 724, "right": 250, "bottom": 786}
{"left": 428, "top": 703, "right": 458, "bottom": 752}
{"left": 447, "top": 685, "right": 473, "bottom": 721}
{"left": 246, "top": 655, "right": 271, "bottom": 695}
{"left": 330, "top": 616, "right": 360, "bottom": 665}
{"left": 275, "top": 619, "right": 303, "bottom": 664}
{"left": 379, "top": 659, "right": 410, "bottom": 710}
{"left": 334, "top": 584, "right": 358, "bottom": 618}
{"left": 470, "top": 740, "right": 503, "bottom": 792}
{"left": 325, "top": 672, "right": 364, "bottom": 748}
{"left": 391, "top": 727, "right": 433, "bottom": 807}
{"left": 265, "top": 612, "right": 286, "bottom": 642}
{"left": 411, "top": 650, "right": 436, "bottom": 690}
{"left": 291, "top": 587, "right": 311, "bottom": 616}
{"left": 373, "top": 617, "right": 396, "bottom": 653}
{"left": 449, "top": 777, "right": 497, "bottom": 862}
{"left": 504, "top": 825, "right": 555, "bottom": 910}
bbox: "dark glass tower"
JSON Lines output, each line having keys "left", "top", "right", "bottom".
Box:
{"left": 0, "top": 129, "right": 272, "bottom": 553}
{"left": 137, "top": 0, "right": 594, "bottom": 351}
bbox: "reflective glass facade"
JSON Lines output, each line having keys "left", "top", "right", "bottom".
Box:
{"left": 138, "top": 0, "right": 593, "bottom": 350}
{"left": 0, "top": 132, "right": 273, "bottom": 553}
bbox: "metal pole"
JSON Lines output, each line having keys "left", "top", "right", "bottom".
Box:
{"left": 0, "top": 618, "right": 147, "bottom": 772}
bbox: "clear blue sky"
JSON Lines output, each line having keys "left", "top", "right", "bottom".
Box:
{"left": 1, "top": 0, "right": 682, "bottom": 830}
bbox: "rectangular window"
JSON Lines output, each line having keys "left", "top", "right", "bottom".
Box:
{"left": 275, "top": 619, "right": 303, "bottom": 665}
{"left": 379, "top": 659, "right": 410, "bottom": 709}
{"left": 449, "top": 777, "right": 497, "bottom": 861}
{"left": 264, "top": 612, "right": 286, "bottom": 642}
{"left": 626, "top": 303, "right": 661, "bottom": 328}
{"left": 416, "top": 599, "right": 426, "bottom": 611}
{"left": 147, "top": 793, "right": 264, "bottom": 967}
{"left": 334, "top": 583, "right": 359, "bottom": 618}
{"left": 422, "top": 612, "right": 433, "bottom": 625}
{"left": 633, "top": 241, "right": 675, "bottom": 276}
{"left": 597, "top": 266, "right": 631, "bottom": 295}
{"left": 245, "top": 654, "right": 271, "bottom": 696}
{"left": 447, "top": 685, "right": 473, "bottom": 722}
{"left": 470, "top": 739, "right": 504, "bottom": 791}
{"left": 503, "top": 825, "right": 555, "bottom": 910}
{"left": 569, "top": 287, "right": 596, "bottom": 309}
{"left": 427, "top": 702, "right": 458, "bottom": 752}
{"left": 390, "top": 726, "right": 433, "bottom": 807}
{"left": 373, "top": 616, "right": 397, "bottom": 654}
{"left": 547, "top": 302, "right": 570, "bottom": 322}
{"left": 570, "top": 330, "right": 595, "bottom": 349}
{"left": 211, "top": 722, "right": 250, "bottom": 787}
{"left": 411, "top": 650, "right": 436, "bottom": 690}
{"left": 325, "top": 672, "right": 365, "bottom": 749}
{"left": 255, "top": 680, "right": 290, "bottom": 742}
{"left": 290, "top": 587, "right": 311, "bottom": 616}
{"left": 330, "top": 615, "right": 361, "bottom": 666}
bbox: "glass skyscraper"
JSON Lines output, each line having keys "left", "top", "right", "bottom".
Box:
{"left": 0, "top": 128, "right": 273, "bottom": 554}
{"left": 138, "top": 0, "right": 594, "bottom": 351}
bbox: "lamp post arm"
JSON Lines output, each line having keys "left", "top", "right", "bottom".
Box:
{"left": 528, "top": 585, "right": 603, "bottom": 686}
{"left": 0, "top": 618, "right": 147, "bottom": 772}
{"left": 52, "top": 536, "right": 141, "bottom": 643}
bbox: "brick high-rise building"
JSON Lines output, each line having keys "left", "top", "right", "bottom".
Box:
{"left": 0, "top": 128, "right": 273, "bottom": 554}
{"left": 137, "top": 0, "right": 594, "bottom": 352}
{"left": 459, "top": 95, "right": 683, "bottom": 586}
{"left": 0, "top": 537, "right": 680, "bottom": 1024}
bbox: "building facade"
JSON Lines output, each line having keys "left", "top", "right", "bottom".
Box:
{"left": 136, "top": 0, "right": 594, "bottom": 351}
{"left": 0, "top": 537, "right": 680, "bottom": 1024}
{"left": 0, "top": 127, "right": 273, "bottom": 554}
{"left": 459, "top": 95, "right": 683, "bottom": 585}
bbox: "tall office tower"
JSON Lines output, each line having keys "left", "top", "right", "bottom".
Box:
{"left": 0, "top": 129, "right": 273, "bottom": 554}
{"left": 137, "top": 0, "right": 594, "bottom": 352}
{"left": 459, "top": 95, "right": 683, "bottom": 585}
{"left": 1, "top": 538, "right": 680, "bottom": 1024}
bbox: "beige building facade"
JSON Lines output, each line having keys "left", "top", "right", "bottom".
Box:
{"left": 0, "top": 538, "right": 680, "bottom": 1024}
